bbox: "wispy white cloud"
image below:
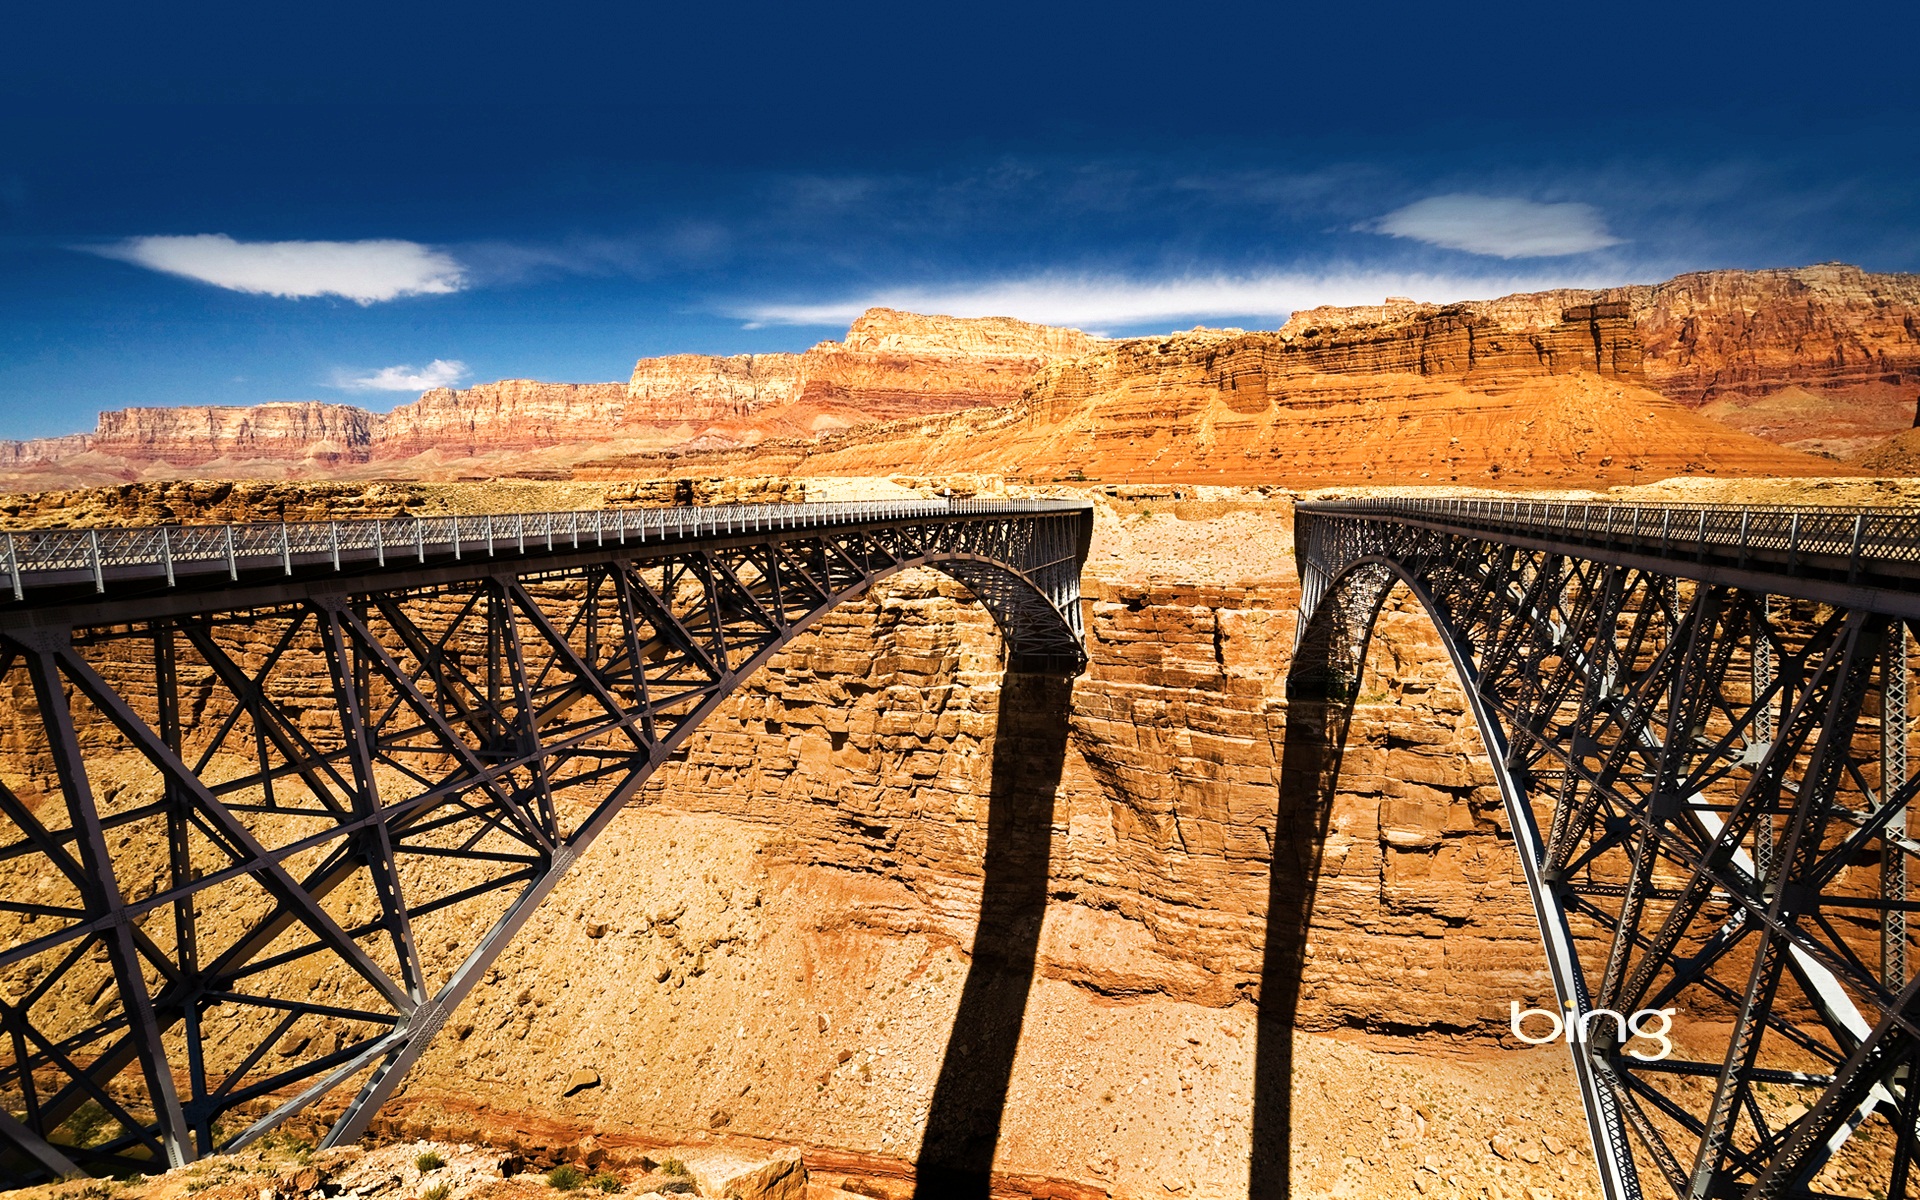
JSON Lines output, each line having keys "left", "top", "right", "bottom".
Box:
{"left": 333, "top": 359, "right": 470, "bottom": 391}
{"left": 1364, "top": 195, "right": 1624, "bottom": 258}
{"left": 88, "top": 234, "right": 467, "bottom": 303}
{"left": 731, "top": 267, "right": 1640, "bottom": 334}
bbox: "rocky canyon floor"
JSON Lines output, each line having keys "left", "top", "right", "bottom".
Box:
{"left": 8, "top": 474, "right": 1918, "bottom": 1200}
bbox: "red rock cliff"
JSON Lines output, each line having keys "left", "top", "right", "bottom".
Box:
{"left": 1276, "top": 264, "right": 1920, "bottom": 455}
{"left": 371, "top": 381, "right": 633, "bottom": 457}
{"left": 8, "top": 267, "right": 1916, "bottom": 485}
{"left": 1621, "top": 264, "right": 1920, "bottom": 404}
{"left": 649, "top": 309, "right": 1107, "bottom": 429}
{"left": 91, "top": 401, "right": 374, "bottom": 465}
{"left": 0, "top": 310, "right": 1104, "bottom": 482}
{"left": 626, "top": 353, "right": 802, "bottom": 422}
{"left": 630, "top": 309, "right": 1830, "bottom": 487}
{"left": 1279, "top": 264, "right": 1920, "bottom": 405}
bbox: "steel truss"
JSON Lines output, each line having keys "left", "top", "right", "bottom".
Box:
{"left": 1293, "top": 500, "right": 1920, "bottom": 1200}
{"left": 0, "top": 501, "right": 1091, "bottom": 1183}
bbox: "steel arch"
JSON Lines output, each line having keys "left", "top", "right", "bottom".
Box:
{"left": 0, "top": 500, "right": 1092, "bottom": 1183}
{"left": 1292, "top": 500, "right": 1920, "bottom": 1200}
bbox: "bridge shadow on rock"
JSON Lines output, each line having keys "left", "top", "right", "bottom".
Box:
{"left": 1247, "top": 689, "right": 1362, "bottom": 1199}
{"left": 913, "top": 671, "right": 1074, "bottom": 1199}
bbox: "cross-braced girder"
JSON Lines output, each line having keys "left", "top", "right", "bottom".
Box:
{"left": 1293, "top": 498, "right": 1920, "bottom": 1200}
{"left": 0, "top": 500, "right": 1091, "bottom": 1183}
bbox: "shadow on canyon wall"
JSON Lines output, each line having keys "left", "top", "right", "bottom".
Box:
{"left": 914, "top": 671, "right": 1074, "bottom": 1199}
{"left": 1247, "top": 689, "right": 1361, "bottom": 1198}
{"left": 911, "top": 646, "right": 1362, "bottom": 1196}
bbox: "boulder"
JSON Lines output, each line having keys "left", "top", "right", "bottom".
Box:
{"left": 679, "top": 1147, "right": 806, "bottom": 1200}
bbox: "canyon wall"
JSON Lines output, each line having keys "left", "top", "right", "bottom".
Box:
{"left": 0, "top": 482, "right": 1602, "bottom": 1198}
{"left": 583, "top": 313, "right": 1838, "bottom": 487}
{"left": 625, "top": 354, "right": 802, "bottom": 423}
{"left": 1270, "top": 298, "right": 1644, "bottom": 386}
{"left": 1626, "top": 264, "right": 1920, "bottom": 406}
{"left": 89, "top": 402, "right": 375, "bottom": 466}
{"left": 374, "top": 496, "right": 1593, "bottom": 1198}
{"left": 1279, "top": 264, "right": 1920, "bottom": 405}
{"left": 782, "top": 307, "right": 1109, "bottom": 424}
{"left": 373, "top": 381, "right": 635, "bottom": 457}
{"left": 1278, "top": 264, "right": 1920, "bottom": 456}
{"left": 0, "top": 310, "right": 1105, "bottom": 486}
{"left": 0, "top": 434, "right": 89, "bottom": 468}
{"left": 7, "top": 265, "right": 1917, "bottom": 489}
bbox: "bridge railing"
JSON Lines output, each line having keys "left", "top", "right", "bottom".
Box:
{"left": 0, "top": 497, "right": 1088, "bottom": 599}
{"left": 1304, "top": 495, "right": 1920, "bottom": 578}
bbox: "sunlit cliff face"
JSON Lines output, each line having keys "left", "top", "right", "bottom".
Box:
{"left": 5, "top": 265, "right": 1919, "bottom": 490}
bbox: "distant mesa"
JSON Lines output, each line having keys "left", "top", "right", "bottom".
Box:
{"left": 3, "top": 266, "right": 1917, "bottom": 490}
{"left": 0, "top": 308, "right": 1107, "bottom": 487}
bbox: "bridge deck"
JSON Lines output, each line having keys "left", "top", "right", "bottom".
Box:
{"left": 0, "top": 498, "right": 1092, "bottom": 606}
{"left": 1299, "top": 496, "right": 1920, "bottom": 616}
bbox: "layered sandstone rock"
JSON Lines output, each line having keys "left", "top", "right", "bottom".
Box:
{"left": 1626, "top": 264, "right": 1920, "bottom": 406}
{"left": 0, "top": 311, "right": 1104, "bottom": 485}
{"left": 841, "top": 307, "right": 1101, "bottom": 359}
{"left": 632, "top": 309, "right": 1106, "bottom": 438}
{"left": 377, "top": 496, "right": 1593, "bottom": 1199}
{"left": 602, "top": 327, "right": 1836, "bottom": 487}
{"left": 0, "top": 434, "right": 90, "bottom": 467}
{"left": 90, "top": 401, "right": 374, "bottom": 466}
{"left": 1281, "top": 264, "right": 1920, "bottom": 456}
{"left": 7, "top": 265, "right": 1913, "bottom": 489}
{"left": 371, "top": 381, "right": 633, "bottom": 457}
{"left": 1274, "top": 298, "right": 1644, "bottom": 385}
{"left": 1279, "top": 264, "right": 1920, "bottom": 409}
{"left": 625, "top": 353, "right": 801, "bottom": 422}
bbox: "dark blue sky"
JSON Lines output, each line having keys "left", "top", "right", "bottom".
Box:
{"left": 3, "top": 1, "right": 1916, "bottom": 437}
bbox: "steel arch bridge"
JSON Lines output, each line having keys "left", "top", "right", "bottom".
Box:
{"left": 0, "top": 498, "right": 1092, "bottom": 1184}
{"left": 1292, "top": 497, "right": 1920, "bottom": 1200}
